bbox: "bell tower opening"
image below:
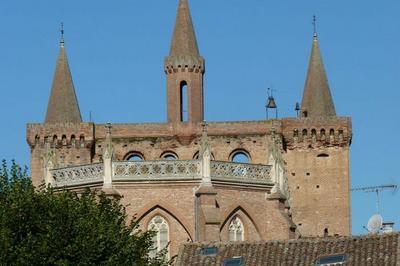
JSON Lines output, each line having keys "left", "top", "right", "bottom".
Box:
{"left": 180, "top": 81, "right": 188, "bottom": 122}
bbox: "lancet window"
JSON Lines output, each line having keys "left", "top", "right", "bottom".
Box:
{"left": 228, "top": 216, "right": 244, "bottom": 242}
{"left": 148, "top": 215, "right": 169, "bottom": 258}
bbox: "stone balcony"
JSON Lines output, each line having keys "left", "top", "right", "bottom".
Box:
{"left": 49, "top": 160, "right": 273, "bottom": 188}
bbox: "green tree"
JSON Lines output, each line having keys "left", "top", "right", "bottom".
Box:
{"left": 0, "top": 160, "right": 167, "bottom": 266}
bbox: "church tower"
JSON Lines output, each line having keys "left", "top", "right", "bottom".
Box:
{"left": 164, "top": 0, "right": 205, "bottom": 123}
{"left": 283, "top": 26, "right": 352, "bottom": 237}
{"left": 27, "top": 31, "right": 95, "bottom": 186}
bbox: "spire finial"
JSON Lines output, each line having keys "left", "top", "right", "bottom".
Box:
{"left": 312, "top": 15, "right": 317, "bottom": 38}
{"left": 103, "top": 123, "right": 114, "bottom": 160}
{"left": 169, "top": 0, "right": 200, "bottom": 56}
{"left": 60, "top": 22, "right": 65, "bottom": 46}
{"left": 105, "top": 122, "right": 112, "bottom": 136}
{"left": 201, "top": 120, "right": 208, "bottom": 134}
{"left": 200, "top": 120, "right": 210, "bottom": 157}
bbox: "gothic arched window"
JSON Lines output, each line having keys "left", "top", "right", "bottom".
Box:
{"left": 228, "top": 216, "right": 244, "bottom": 242}
{"left": 148, "top": 215, "right": 169, "bottom": 258}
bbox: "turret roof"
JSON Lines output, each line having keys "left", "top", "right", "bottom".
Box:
{"left": 45, "top": 39, "right": 82, "bottom": 124}
{"left": 169, "top": 0, "right": 200, "bottom": 57}
{"left": 300, "top": 34, "right": 336, "bottom": 118}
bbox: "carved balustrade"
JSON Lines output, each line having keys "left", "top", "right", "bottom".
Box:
{"left": 113, "top": 160, "right": 201, "bottom": 180}
{"left": 52, "top": 163, "right": 104, "bottom": 187}
{"left": 210, "top": 161, "right": 272, "bottom": 183}
{"left": 50, "top": 160, "right": 273, "bottom": 187}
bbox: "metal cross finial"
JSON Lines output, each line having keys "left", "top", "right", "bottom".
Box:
{"left": 312, "top": 15, "right": 317, "bottom": 38}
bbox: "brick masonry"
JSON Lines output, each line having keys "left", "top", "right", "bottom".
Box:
{"left": 25, "top": 0, "right": 352, "bottom": 258}
{"left": 26, "top": 116, "right": 351, "bottom": 256}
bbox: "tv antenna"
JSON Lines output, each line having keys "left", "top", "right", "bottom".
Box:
{"left": 351, "top": 184, "right": 397, "bottom": 214}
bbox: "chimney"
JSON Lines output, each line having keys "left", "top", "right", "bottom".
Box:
{"left": 382, "top": 222, "right": 395, "bottom": 233}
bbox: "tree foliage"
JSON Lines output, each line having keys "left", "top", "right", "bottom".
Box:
{"left": 0, "top": 160, "right": 167, "bottom": 265}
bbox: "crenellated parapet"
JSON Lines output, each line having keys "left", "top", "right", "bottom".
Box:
{"left": 281, "top": 117, "right": 352, "bottom": 150}
{"left": 27, "top": 122, "right": 96, "bottom": 185}
{"left": 164, "top": 55, "right": 205, "bottom": 74}
{"left": 27, "top": 122, "right": 95, "bottom": 149}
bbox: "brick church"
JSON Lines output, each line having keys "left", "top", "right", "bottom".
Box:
{"left": 27, "top": 0, "right": 351, "bottom": 258}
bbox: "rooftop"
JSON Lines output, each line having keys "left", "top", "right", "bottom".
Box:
{"left": 175, "top": 233, "right": 400, "bottom": 265}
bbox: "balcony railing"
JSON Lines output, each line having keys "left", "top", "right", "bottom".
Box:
{"left": 50, "top": 160, "right": 272, "bottom": 187}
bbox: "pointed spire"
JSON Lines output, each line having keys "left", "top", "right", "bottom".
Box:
{"left": 169, "top": 0, "right": 199, "bottom": 56}
{"left": 45, "top": 26, "right": 82, "bottom": 124}
{"left": 300, "top": 19, "right": 336, "bottom": 118}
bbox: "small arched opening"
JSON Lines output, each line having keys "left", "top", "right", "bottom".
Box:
{"left": 62, "top": 135, "right": 67, "bottom": 146}
{"left": 70, "top": 135, "right": 76, "bottom": 148}
{"left": 79, "top": 135, "right": 85, "bottom": 148}
{"left": 230, "top": 149, "right": 250, "bottom": 163}
{"left": 161, "top": 151, "right": 178, "bottom": 160}
{"left": 125, "top": 152, "right": 144, "bottom": 161}
{"left": 180, "top": 81, "right": 188, "bottom": 122}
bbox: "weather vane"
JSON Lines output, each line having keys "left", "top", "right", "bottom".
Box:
{"left": 60, "top": 22, "right": 65, "bottom": 44}
{"left": 312, "top": 15, "right": 317, "bottom": 37}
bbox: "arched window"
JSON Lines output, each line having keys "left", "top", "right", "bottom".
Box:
{"left": 230, "top": 150, "right": 250, "bottom": 163}
{"left": 180, "top": 81, "right": 188, "bottom": 122}
{"left": 125, "top": 152, "right": 144, "bottom": 161}
{"left": 161, "top": 151, "right": 178, "bottom": 160}
{"left": 148, "top": 215, "right": 169, "bottom": 258}
{"left": 228, "top": 216, "right": 244, "bottom": 242}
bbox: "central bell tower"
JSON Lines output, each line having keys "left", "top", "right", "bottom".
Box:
{"left": 164, "top": 0, "right": 205, "bottom": 124}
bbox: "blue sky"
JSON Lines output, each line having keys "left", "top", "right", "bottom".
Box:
{"left": 0, "top": 0, "right": 399, "bottom": 235}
